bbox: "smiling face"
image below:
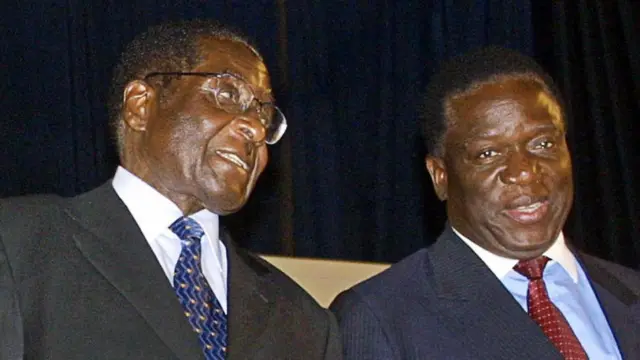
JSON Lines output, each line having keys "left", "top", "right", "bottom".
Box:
{"left": 120, "top": 36, "right": 272, "bottom": 215}
{"left": 426, "top": 77, "right": 573, "bottom": 259}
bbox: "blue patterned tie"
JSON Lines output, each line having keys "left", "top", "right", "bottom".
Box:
{"left": 169, "top": 216, "right": 228, "bottom": 360}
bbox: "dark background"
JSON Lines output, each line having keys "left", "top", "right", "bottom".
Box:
{"left": 1, "top": 1, "right": 639, "bottom": 269}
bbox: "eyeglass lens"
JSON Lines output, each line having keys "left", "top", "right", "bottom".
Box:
{"left": 212, "top": 76, "right": 287, "bottom": 144}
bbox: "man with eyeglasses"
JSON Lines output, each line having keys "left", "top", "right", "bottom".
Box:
{"left": 0, "top": 20, "right": 341, "bottom": 360}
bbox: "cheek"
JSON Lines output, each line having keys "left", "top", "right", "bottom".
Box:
{"left": 459, "top": 169, "right": 500, "bottom": 203}
{"left": 550, "top": 163, "right": 574, "bottom": 207}
{"left": 447, "top": 173, "right": 492, "bottom": 218}
{"left": 559, "top": 157, "right": 573, "bottom": 183}
{"left": 173, "top": 128, "right": 204, "bottom": 156}
{"left": 256, "top": 147, "right": 269, "bottom": 173}
{"left": 148, "top": 113, "right": 194, "bottom": 150}
{"left": 542, "top": 156, "right": 573, "bottom": 188}
{"left": 200, "top": 116, "right": 228, "bottom": 137}
{"left": 160, "top": 123, "right": 211, "bottom": 179}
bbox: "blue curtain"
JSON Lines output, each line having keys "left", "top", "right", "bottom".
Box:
{"left": 2, "top": 0, "right": 638, "bottom": 268}
{"left": 284, "top": 1, "right": 533, "bottom": 261}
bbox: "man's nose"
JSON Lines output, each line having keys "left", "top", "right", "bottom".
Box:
{"left": 235, "top": 111, "right": 267, "bottom": 144}
{"left": 500, "top": 151, "right": 539, "bottom": 185}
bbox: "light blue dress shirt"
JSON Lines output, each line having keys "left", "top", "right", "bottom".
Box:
{"left": 454, "top": 228, "right": 622, "bottom": 359}
{"left": 504, "top": 259, "right": 621, "bottom": 359}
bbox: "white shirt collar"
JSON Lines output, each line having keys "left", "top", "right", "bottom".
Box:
{"left": 111, "top": 166, "right": 219, "bottom": 243}
{"left": 453, "top": 227, "right": 578, "bottom": 283}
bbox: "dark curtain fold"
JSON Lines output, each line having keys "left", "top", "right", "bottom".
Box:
{"left": 284, "top": 0, "right": 533, "bottom": 262}
{"left": 1, "top": 0, "right": 638, "bottom": 268}
{"left": 533, "top": 0, "right": 640, "bottom": 269}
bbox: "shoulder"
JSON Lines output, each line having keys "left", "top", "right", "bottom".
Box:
{"left": 0, "top": 193, "right": 67, "bottom": 240}
{"left": 0, "top": 187, "right": 114, "bottom": 277}
{"left": 231, "top": 246, "right": 340, "bottom": 354}
{"left": 329, "top": 248, "right": 434, "bottom": 358}
{"left": 234, "top": 246, "right": 330, "bottom": 316}
{"left": 0, "top": 193, "right": 64, "bottom": 218}
{"left": 331, "top": 248, "right": 433, "bottom": 315}
{"left": 0, "top": 193, "right": 73, "bottom": 282}
{"left": 0, "top": 182, "right": 118, "bottom": 233}
{"left": 345, "top": 248, "right": 431, "bottom": 297}
{"left": 581, "top": 253, "right": 640, "bottom": 295}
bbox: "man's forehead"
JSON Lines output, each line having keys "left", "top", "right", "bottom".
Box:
{"left": 535, "top": 91, "right": 564, "bottom": 130}
{"left": 452, "top": 79, "right": 559, "bottom": 114}
{"left": 195, "top": 37, "right": 271, "bottom": 95}
{"left": 197, "top": 38, "right": 265, "bottom": 69}
{"left": 445, "top": 79, "right": 565, "bottom": 140}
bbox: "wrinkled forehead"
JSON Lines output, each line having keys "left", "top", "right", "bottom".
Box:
{"left": 195, "top": 36, "right": 272, "bottom": 96}
{"left": 446, "top": 76, "right": 565, "bottom": 131}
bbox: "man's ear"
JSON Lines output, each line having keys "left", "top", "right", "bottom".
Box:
{"left": 425, "top": 155, "right": 448, "bottom": 201}
{"left": 122, "top": 80, "right": 156, "bottom": 132}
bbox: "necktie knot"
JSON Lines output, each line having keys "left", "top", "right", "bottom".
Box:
{"left": 514, "top": 256, "right": 550, "bottom": 280}
{"left": 169, "top": 216, "right": 205, "bottom": 243}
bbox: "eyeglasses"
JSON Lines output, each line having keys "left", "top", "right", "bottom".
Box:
{"left": 143, "top": 71, "right": 287, "bottom": 145}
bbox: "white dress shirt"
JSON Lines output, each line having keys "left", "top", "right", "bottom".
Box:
{"left": 112, "top": 166, "right": 228, "bottom": 313}
{"left": 453, "top": 228, "right": 578, "bottom": 282}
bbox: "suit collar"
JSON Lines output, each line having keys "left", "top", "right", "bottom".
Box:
{"left": 425, "top": 226, "right": 563, "bottom": 359}
{"left": 112, "top": 166, "right": 222, "bottom": 261}
{"left": 64, "top": 182, "right": 204, "bottom": 360}
{"left": 222, "top": 230, "right": 276, "bottom": 360}
{"left": 577, "top": 254, "right": 640, "bottom": 357}
{"left": 577, "top": 254, "right": 638, "bottom": 306}
{"left": 453, "top": 227, "right": 578, "bottom": 282}
{"left": 64, "top": 182, "right": 278, "bottom": 360}
{"left": 427, "top": 227, "right": 640, "bottom": 358}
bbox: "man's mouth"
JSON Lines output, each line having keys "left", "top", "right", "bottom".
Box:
{"left": 502, "top": 198, "right": 550, "bottom": 224}
{"left": 215, "top": 150, "right": 250, "bottom": 171}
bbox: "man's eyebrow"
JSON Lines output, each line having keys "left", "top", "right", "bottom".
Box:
{"left": 221, "top": 69, "right": 247, "bottom": 82}
{"left": 533, "top": 123, "right": 561, "bottom": 132}
{"left": 467, "top": 123, "right": 561, "bottom": 141}
{"left": 220, "top": 68, "right": 275, "bottom": 101}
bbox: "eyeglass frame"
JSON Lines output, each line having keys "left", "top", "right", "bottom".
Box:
{"left": 142, "top": 71, "right": 287, "bottom": 145}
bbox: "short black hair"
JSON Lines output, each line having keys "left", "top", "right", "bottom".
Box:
{"left": 420, "top": 46, "right": 564, "bottom": 157}
{"left": 108, "top": 19, "right": 261, "bottom": 156}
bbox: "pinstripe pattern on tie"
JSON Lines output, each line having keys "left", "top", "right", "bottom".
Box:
{"left": 170, "top": 216, "right": 227, "bottom": 360}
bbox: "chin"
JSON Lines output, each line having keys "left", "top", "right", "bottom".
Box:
{"left": 505, "top": 238, "right": 555, "bottom": 259}
{"left": 207, "top": 199, "right": 246, "bottom": 215}
{"left": 219, "top": 203, "right": 247, "bottom": 215}
{"left": 206, "top": 192, "right": 250, "bottom": 215}
{"left": 199, "top": 175, "right": 254, "bottom": 214}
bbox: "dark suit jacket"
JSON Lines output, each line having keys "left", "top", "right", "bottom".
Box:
{"left": 0, "top": 183, "right": 341, "bottom": 360}
{"left": 331, "top": 226, "right": 640, "bottom": 359}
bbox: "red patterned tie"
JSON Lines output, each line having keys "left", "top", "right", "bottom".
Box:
{"left": 513, "top": 257, "right": 588, "bottom": 360}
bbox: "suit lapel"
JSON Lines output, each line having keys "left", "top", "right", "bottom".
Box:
{"left": 223, "top": 231, "right": 275, "bottom": 360}
{"left": 579, "top": 255, "right": 640, "bottom": 357}
{"left": 64, "top": 183, "right": 203, "bottom": 360}
{"left": 426, "top": 227, "right": 562, "bottom": 360}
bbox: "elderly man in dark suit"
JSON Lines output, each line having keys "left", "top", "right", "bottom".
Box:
{"left": 331, "top": 47, "right": 640, "bottom": 359}
{"left": 0, "top": 20, "right": 341, "bottom": 360}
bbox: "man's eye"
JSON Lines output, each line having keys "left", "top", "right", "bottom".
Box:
{"left": 217, "top": 89, "right": 240, "bottom": 104}
{"left": 536, "top": 140, "right": 555, "bottom": 149}
{"left": 259, "top": 106, "right": 274, "bottom": 126}
{"left": 478, "top": 150, "right": 499, "bottom": 159}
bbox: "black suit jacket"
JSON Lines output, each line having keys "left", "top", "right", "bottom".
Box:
{"left": 0, "top": 183, "right": 341, "bottom": 359}
{"left": 331, "top": 226, "right": 640, "bottom": 359}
